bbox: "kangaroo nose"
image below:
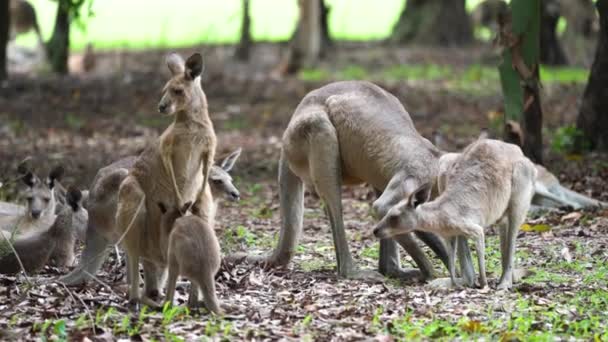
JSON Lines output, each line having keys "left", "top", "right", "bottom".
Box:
{"left": 373, "top": 227, "right": 382, "bottom": 238}
{"left": 158, "top": 103, "right": 168, "bottom": 113}
{"left": 230, "top": 191, "right": 240, "bottom": 201}
{"left": 31, "top": 210, "right": 41, "bottom": 219}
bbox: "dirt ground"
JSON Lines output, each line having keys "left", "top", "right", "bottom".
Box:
{"left": 0, "top": 43, "right": 607, "bottom": 340}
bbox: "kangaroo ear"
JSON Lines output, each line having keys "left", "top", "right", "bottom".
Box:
{"left": 66, "top": 187, "right": 83, "bottom": 211}
{"left": 407, "top": 182, "right": 432, "bottom": 208}
{"left": 166, "top": 53, "right": 185, "bottom": 76}
{"left": 157, "top": 202, "right": 167, "bottom": 214}
{"left": 48, "top": 165, "right": 64, "bottom": 189}
{"left": 22, "top": 172, "right": 36, "bottom": 187}
{"left": 220, "top": 148, "right": 242, "bottom": 172}
{"left": 184, "top": 53, "right": 203, "bottom": 81}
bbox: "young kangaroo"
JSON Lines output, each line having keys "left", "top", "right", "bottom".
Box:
{"left": 374, "top": 139, "right": 537, "bottom": 290}
{"left": 158, "top": 202, "right": 222, "bottom": 314}
{"left": 0, "top": 188, "right": 82, "bottom": 275}
{"left": 234, "top": 81, "right": 449, "bottom": 281}
{"left": 0, "top": 164, "right": 63, "bottom": 237}
{"left": 115, "top": 52, "right": 217, "bottom": 304}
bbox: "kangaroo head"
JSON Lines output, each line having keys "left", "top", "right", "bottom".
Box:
{"left": 372, "top": 172, "right": 413, "bottom": 218}
{"left": 18, "top": 162, "right": 63, "bottom": 219}
{"left": 373, "top": 181, "right": 432, "bottom": 239}
{"left": 158, "top": 52, "right": 206, "bottom": 116}
{"left": 209, "top": 148, "right": 242, "bottom": 202}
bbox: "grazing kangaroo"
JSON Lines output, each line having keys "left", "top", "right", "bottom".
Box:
{"left": 114, "top": 52, "right": 216, "bottom": 305}
{"left": 374, "top": 139, "right": 537, "bottom": 290}
{"left": 0, "top": 188, "right": 83, "bottom": 275}
{"left": 158, "top": 202, "right": 222, "bottom": 314}
{"left": 235, "top": 81, "right": 449, "bottom": 281}
{"left": 0, "top": 164, "right": 63, "bottom": 237}
{"left": 59, "top": 149, "right": 240, "bottom": 288}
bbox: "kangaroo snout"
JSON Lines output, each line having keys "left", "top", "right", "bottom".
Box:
{"left": 229, "top": 190, "right": 240, "bottom": 202}
{"left": 158, "top": 102, "right": 169, "bottom": 114}
{"left": 373, "top": 225, "right": 387, "bottom": 239}
{"left": 30, "top": 209, "right": 41, "bottom": 219}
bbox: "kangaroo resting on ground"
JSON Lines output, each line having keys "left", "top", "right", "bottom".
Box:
{"left": 0, "top": 163, "right": 63, "bottom": 237}
{"left": 158, "top": 201, "right": 222, "bottom": 314}
{"left": 60, "top": 149, "right": 241, "bottom": 299}
{"left": 374, "top": 139, "right": 536, "bottom": 290}
{"left": 234, "top": 81, "right": 450, "bottom": 281}
{"left": 0, "top": 188, "right": 83, "bottom": 275}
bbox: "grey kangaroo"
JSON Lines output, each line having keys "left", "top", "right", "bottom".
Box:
{"left": 374, "top": 139, "right": 536, "bottom": 290}
{"left": 235, "top": 81, "right": 450, "bottom": 281}
{"left": 60, "top": 149, "right": 241, "bottom": 291}
{"left": 0, "top": 188, "right": 83, "bottom": 275}
{"left": 158, "top": 201, "right": 222, "bottom": 314}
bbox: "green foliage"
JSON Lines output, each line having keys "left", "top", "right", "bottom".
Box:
{"left": 551, "top": 125, "right": 588, "bottom": 153}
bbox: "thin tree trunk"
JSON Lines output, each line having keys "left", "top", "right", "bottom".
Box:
{"left": 540, "top": 0, "right": 567, "bottom": 65}
{"left": 280, "top": 0, "right": 321, "bottom": 74}
{"left": 576, "top": 0, "right": 608, "bottom": 151}
{"left": 0, "top": 0, "right": 9, "bottom": 80}
{"left": 320, "top": 0, "right": 331, "bottom": 49}
{"left": 48, "top": 0, "right": 70, "bottom": 74}
{"left": 498, "top": 0, "right": 544, "bottom": 164}
{"left": 390, "top": 0, "right": 473, "bottom": 46}
{"left": 235, "top": 0, "right": 251, "bottom": 61}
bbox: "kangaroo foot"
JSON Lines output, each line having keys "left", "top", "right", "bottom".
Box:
{"left": 427, "top": 277, "right": 468, "bottom": 290}
{"left": 383, "top": 267, "right": 426, "bottom": 283}
{"left": 128, "top": 296, "right": 161, "bottom": 311}
{"left": 343, "top": 268, "right": 384, "bottom": 282}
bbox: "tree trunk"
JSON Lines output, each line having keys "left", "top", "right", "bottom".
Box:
{"left": 540, "top": 0, "right": 568, "bottom": 65}
{"left": 48, "top": 0, "right": 70, "bottom": 74}
{"left": 320, "top": 0, "right": 331, "bottom": 49}
{"left": 576, "top": 0, "right": 608, "bottom": 151}
{"left": 235, "top": 0, "right": 251, "bottom": 61}
{"left": 561, "top": 0, "right": 598, "bottom": 67}
{"left": 280, "top": 0, "right": 322, "bottom": 74}
{"left": 498, "top": 0, "right": 544, "bottom": 164}
{"left": 390, "top": 0, "right": 473, "bottom": 46}
{"left": 0, "top": 0, "right": 9, "bottom": 80}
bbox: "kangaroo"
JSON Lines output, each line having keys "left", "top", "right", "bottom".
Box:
{"left": 49, "top": 187, "right": 87, "bottom": 268}
{"left": 158, "top": 202, "right": 222, "bottom": 314}
{"left": 0, "top": 164, "right": 63, "bottom": 237}
{"left": 114, "top": 52, "right": 216, "bottom": 305}
{"left": 374, "top": 139, "right": 537, "bottom": 290}
{"left": 60, "top": 148, "right": 240, "bottom": 295}
{"left": 0, "top": 188, "right": 83, "bottom": 275}
{"left": 233, "top": 81, "right": 449, "bottom": 281}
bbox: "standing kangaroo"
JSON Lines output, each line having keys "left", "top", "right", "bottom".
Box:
{"left": 374, "top": 139, "right": 536, "bottom": 290}
{"left": 158, "top": 202, "right": 222, "bottom": 314}
{"left": 114, "top": 54, "right": 216, "bottom": 304}
{"left": 60, "top": 149, "right": 241, "bottom": 296}
{"left": 236, "top": 81, "right": 449, "bottom": 281}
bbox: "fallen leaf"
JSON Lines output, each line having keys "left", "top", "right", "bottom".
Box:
{"left": 561, "top": 212, "right": 582, "bottom": 222}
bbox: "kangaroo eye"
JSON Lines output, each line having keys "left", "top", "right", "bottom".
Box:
{"left": 172, "top": 88, "right": 184, "bottom": 96}
{"left": 26, "top": 196, "right": 33, "bottom": 202}
{"left": 43, "top": 197, "right": 51, "bottom": 203}
{"left": 211, "top": 179, "right": 223, "bottom": 185}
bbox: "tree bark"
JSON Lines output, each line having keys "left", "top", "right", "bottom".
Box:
{"left": 0, "top": 0, "right": 9, "bottom": 80}
{"left": 48, "top": 0, "right": 70, "bottom": 74}
{"left": 320, "top": 0, "right": 331, "bottom": 49}
{"left": 390, "top": 0, "right": 473, "bottom": 46}
{"left": 540, "top": 0, "right": 568, "bottom": 65}
{"left": 280, "top": 0, "right": 322, "bottom": 74}
{"left": 576, "top": 0, "right": 608, "bottom": 151}
{"left": 235, "top": 0, "right": 251, "bottom": 61}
